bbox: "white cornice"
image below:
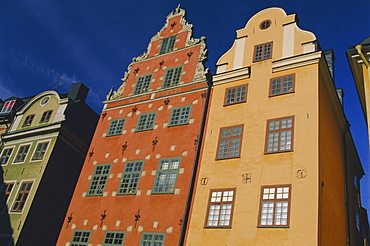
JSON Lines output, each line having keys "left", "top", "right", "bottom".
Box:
{"left": 213, "top": 66, "right": 250, "bottom": 85}
{"left": 2, "top": 123, "right": 62, "bottom": 140}
{"left": 272, "top": 51, "right": 322, "bottom": 73}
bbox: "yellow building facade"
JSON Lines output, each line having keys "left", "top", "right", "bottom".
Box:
{"left": 185, "top": 8, "right": 360, "bottom": 245}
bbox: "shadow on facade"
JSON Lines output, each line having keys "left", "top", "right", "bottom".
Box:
{"left": 0, "top": 165, "right": 15, "bottom": 246}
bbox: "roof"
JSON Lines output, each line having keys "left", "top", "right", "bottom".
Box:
{"left": 359, "top": 36, "right": 370, "bottom": 45}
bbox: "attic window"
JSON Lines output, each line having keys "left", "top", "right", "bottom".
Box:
{"left": 40, "top": 96, "right": 50, "bottom": 106}
{"left": 0, "top": 100, "right": 15, "bottom": 113}
{"left": 260, "top": 20, "right": 271, "bottom": 30}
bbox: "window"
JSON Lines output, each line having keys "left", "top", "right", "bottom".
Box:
{"left": 260, "top": 20, "right": 271, "bottom": 29}
{"left": 205, "top": 188, "right": 236, "bottom": 227}
{"left": 163, "top": 66, "right": 183, "bottom": 88}
{"left": 71, "top": 230, "right": 91, "bottom": 246}
{"left": 265, "top": 116, "right": 294, "bottom": 153}
{"left": 87, "top": 164, "right": 111, "bottom": 196}
{"left": 136, "top": 112, "right": 157, "bottom": 132}
{"left": 258, "top": 185, "right": 291, "bottom": 227}
{"left": 0, "top": 100, "right": 15, "bottom": 113}
{"left": 117, "top": 161, "right": 144, "bottom": 195}
{"left": 159, "top": 35, "right": 176, "bottom": 54}
{"left": 224, "top": 84, "right": 248, "bottom": 105}
{"left": 11, "top": 181, "right": 33, "bottom": 212}
{"left": 216, "top": 125, "right": 244, "bottom": 159}
{"left": 269, "top": 74, "right": 295, "bottom": 96}
{"left": 22, "top": 115, "right": 35, "bottom": 127}
{"left": 14, "top": 145, "right": 30, "bottom": 163}
{"left": 0, "top": 148, "right": 13, "bottom": 165}
{"left": 134, "top": 74, "right": 153, "bottom": 94}
{"left": 140, "top": 232, "right": 165, "bottom": 246}
{"left": 103, "top": 231, "right": 125, "bottom": 246}
{"left": 168, "top": 105, "right": 191, "bottom": 126}
{"left": 0, "top": 182, "right": 15, "bottom": 213}
{"left": 39, "top": 110, "right": 53, "bottom": 123}
{"left": 31, "top": 142, "right": 49, "bottom": 160}
{"left": 107, "top": 118, "right": 126, "bottom": 136}
{"left": 254, "top": 42, "right": 273, "bottom": 62}
{"left": 152, "top": 157, "right": 181, "bottom": 194}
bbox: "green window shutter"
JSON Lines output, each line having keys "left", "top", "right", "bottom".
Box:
{"left": 117, "top": 161, "right": 144, "bottom": 195}
{"left": 152, "top": 157, "right": 181, "bottom": 194}
{"left": 163, "top": 66, "right": 183, "bottom": 88}
{"left": 136, "top": 112, "right": 157, "bottom": 131}
{"left": 159, "top": 35, "right": 176, "bottom": 54}
{"left": 107, "top": 118, "right": 126, "bottom": 136}
{"left": 140, "top": 232, "right": 166, "bottom": 246}
{"left": 87, "top": 164, "right": 111, "bottom": 196}
{"left": 168, "top": 105, "right": 192, "bottom": 126}
{"left": 134, "top": 74, "right": 153, "bottom": 94}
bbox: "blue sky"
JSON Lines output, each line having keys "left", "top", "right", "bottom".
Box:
{"left": 1, "top": 0, "right": 370, "bottom": 209}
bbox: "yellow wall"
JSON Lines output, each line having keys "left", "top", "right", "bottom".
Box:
{"left": 186, "top": 7, "right": 348, "bottom": 246}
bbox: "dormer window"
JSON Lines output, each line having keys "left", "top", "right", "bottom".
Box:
{"left": 1, "top": 100, "right": 15, "bottom": 113}
{"left": 22, "top": 115, "right": 35, "bottom": 127}
{"left": 40, "top": 110, "right": 53, "bottom": 123}
{"left": 159, "top": 35, "right": 176, "bottom": 54}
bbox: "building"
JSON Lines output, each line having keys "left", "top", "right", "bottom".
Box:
{"left": 0, "top": 83, "right": 98, "bottom": 245}
{"left": 347, "top": 37, "right": 370, "bottom": 138}
{"left": 57, "top": 6, "right": 210, "bottom": 246}
{"left": 184, "top": 7, "right": 369, "bottom": 245}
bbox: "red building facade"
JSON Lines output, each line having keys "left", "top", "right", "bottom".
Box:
{"left": 57, "top": 6, "right": 210, "bottom": 246}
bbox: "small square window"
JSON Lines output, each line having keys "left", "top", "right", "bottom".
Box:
{"left": 11, "top": 181, "right": 33, "bottom": 212}
{"left": 254, "top": 42, "right": 273, "bottom": 62}
{"left": 224, "top": 84, "right": 248, "bottom": 106}
{"left": 71, "top": 230, "right": 91, "bottom": 246}
{"left": 140, "top": 232, "right": 165, "bottom": 246}
{"left": 14, "top": 145, "right": 31, "bottom": 163}
{"left": 269, "top": 74, "right": 295, "bottom": 96}
{"left": 159, "top": 35, "right": 176, "bottom": 54}
{"left": 22, "top": 115, "right": 35, "bottom": 127}
{"left": 265, "top": 116, "right": 294, "bottom": 153}
{"left": 136, "top": 112, "right": 157, "bottom": 132}
{"left": 103, "top": 231, "right": 125, "bottom": 246}
{"left": 107, "top": 118, "right": 126, "bottom": 136}
{"left": 39, "top": 110, "right": 53, "bottom": 123}
{"left": 216, "top": 125, "right": 244, "bottom": 159}
{"left": 152, "top": 157, "right": 181, "bottom": 194}
{"left": 0, "top": 148, "right": 13, "bottom": 165}
{"left": 134, "top": 74, "right": 153, "bottom": 94}
{"left": 168, "top": 105, "right": 191, "bottom": 127}
{"left": 163, "top": 66, "right": 183, "bottom": 88}
{"left": 31, "top": 142, "right": 49, "bottom": 161}
{"left": 205, "top": 188, "right": 236, "bottom": 227}
{"left": 0, "top": 182, "right": 15, "bottom": 213}
{"left": 87, "top": 164, "right": 111, "bottom": 196}
{"left": 117, "top": 161, "right": 144, "bottom": 195}
{"left": 258, "top": 185, "right": 291, "bottom": 227}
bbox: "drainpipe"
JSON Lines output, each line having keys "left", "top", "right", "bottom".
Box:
{"left": 178, "top": 72, "right": 212, "bottom": 246}
{"left": 343, "top": 123, "right": 351, "bottom": 246}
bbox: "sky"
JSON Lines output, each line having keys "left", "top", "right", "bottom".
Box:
{"left": 1, "top": 0, "right": 370, "bottom": 211}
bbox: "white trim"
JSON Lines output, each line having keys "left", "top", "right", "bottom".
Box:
{"left": 213, "top": 66, "right": 250, "bottom": 85}
{"left": 2, "top": 124, "right": 61, "bottom": 141}
{"left": 282, "top": 23, "right": 295, "bottom": 58}
{"left": 233, "top": 38, "right": 246, "bottom": 69}
{"left": 29, "top": 139, "right": 52, "bottom": 163}
{"left": 0, "top": 145, "right": 16, "bottom": 166}
{"left": 11, "top": 143, "right": 32, "bottom": 165}
{"left": 8, "top": 178, "right": 36, "bottom": 215}
{"left": 272, "top": 51, "right": 321, "bottom": 73}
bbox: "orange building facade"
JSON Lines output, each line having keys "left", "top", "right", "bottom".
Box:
{"left": 57, "top": 6, "right": 210, "bottom": 246}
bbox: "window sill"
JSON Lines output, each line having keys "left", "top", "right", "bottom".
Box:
{"left": 268, "top": 91, "right": 294, "bottom": 97}
{"left": 223, "top": 100, "right": 247, "bottom": 107}
{"left": 215, "top": 156, "right": 240, "bottom": 161}
{"left": 264, "top": 150, "right": 293, "bottom": 155}
{"left": 204, "top": 226, "right": 232, "bottom": 229}
{"left": 167, "top": 123, "right": 189, "bottom": 127}
{"left": 257, "top": 225, "right": 290, "bottom": 228}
